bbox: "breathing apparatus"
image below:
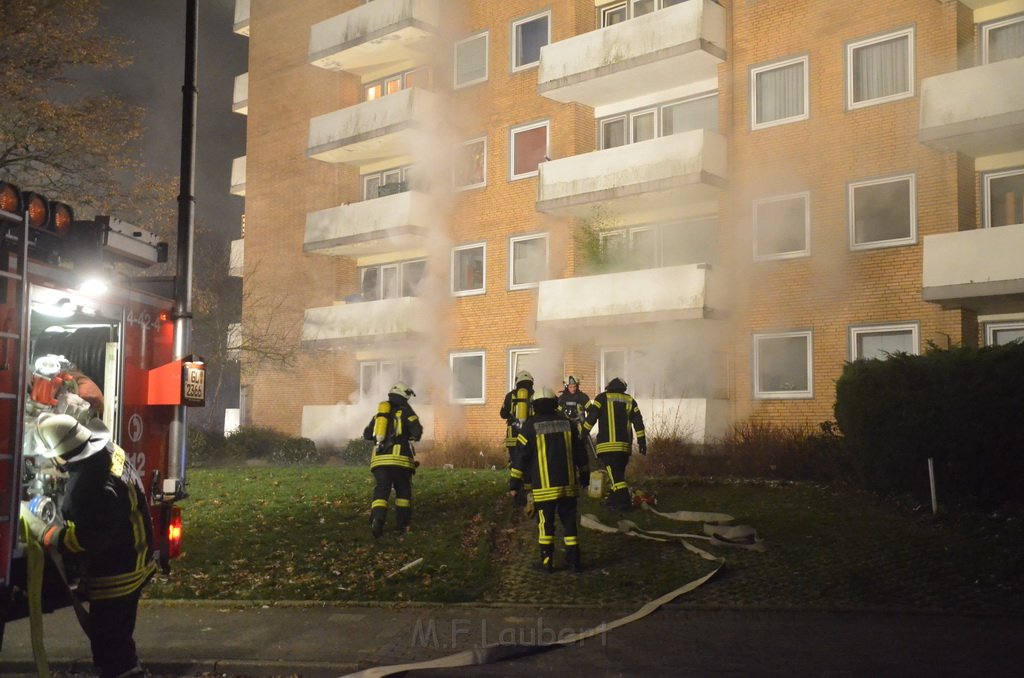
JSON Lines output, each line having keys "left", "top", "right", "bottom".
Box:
{"left": 373, "top": 401, "right": 391, "bottom": 452}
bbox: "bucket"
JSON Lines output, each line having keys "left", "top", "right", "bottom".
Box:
{"left": 587, "top": 470, "right": 605, "bottom": 499}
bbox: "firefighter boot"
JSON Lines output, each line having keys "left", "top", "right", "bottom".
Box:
{"left": 538, "top": 545, "right": 555, "bottom": 573}
{"left": 565, "top": 545, "right": 584, "bottom": 573}
{"left": 371, "top": 517, "right": 385, "bottom": 538}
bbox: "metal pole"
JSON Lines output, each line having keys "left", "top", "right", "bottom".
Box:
{"left": 168, "top": 0, "right": 199, "bottom": 498}
{"left": 928, "top": 458, "right": 938, "bottom": 515}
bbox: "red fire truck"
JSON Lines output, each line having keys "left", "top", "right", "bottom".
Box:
{"left": 0, "top": 180, "right": 193, "bottom": 645}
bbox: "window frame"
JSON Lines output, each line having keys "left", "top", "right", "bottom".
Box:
{"left": 359, "top": 257, "right": 425, "bottom": 301}
{"left": 508, "top": 232, "right": 549, "bottom": 291}
{"left": 454, "top": 136, "right": 487, "bottom": 191}
{"left": 509, "top": 119, "right": 549, "bottom": 181}
{"left": 450, "top": 350, "right": 486, "bottom": 404}
{"left": 849, "top": 323, "right": 919, "bottom": 361}
{"left": 362, "top": 166, "right": 410, "bottom": 200}
{"left": 750, "top": 55, "right": 809, "bottom": 130}
{"left": 508, "top": 348, "right": 541, "bottom": 392}
{"left": 363, "top": 66, "right": 430, "bottom": 102}
{"left": 451, "top": 242, "right": 487, "bottom": 297}
{"left": 981, "top": 13, "right": 1024, "bottom": 64}
{"left": 510, "top": 10, "right": 551, "bottom": 73}
{"left": 985, "top": 320, "right": 1024, "bottom": 346}
{"left": 848, "top": 173, "right": 917, "bottom": 251}
{"left": 454, "top": 31, "right": 489, "bottom": 89}
{"left": 753, "top": 191, "right": 811, "bottom": 261}
{"left": 983, "top": 166, "right": 1024, "bottom": 228}
{"left": 752, "top": 330, "right": 813, "bottom": 400}
{"left": 600, "top": 347, "right": 629, "bottom": 393}
{"left": 846, "top": 27, "right": 914, "bottom": 110}
{"left": 597, "top": 92, "right": 719, "bottom": 149}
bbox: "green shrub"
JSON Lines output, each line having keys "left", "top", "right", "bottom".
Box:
{"left": 834, "top": 342, "right": 1024, "bottom": 510}
{"left": 188, "top": 426, "right": 325, "bottom": 467}
{"left": 338, "top": 438, "right": 373, "bottom": 466}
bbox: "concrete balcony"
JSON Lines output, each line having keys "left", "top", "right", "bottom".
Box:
{"left": 307, "top": 88, "right": 439, "bottom": 170}
{"left": 923, "top": 223, "right": 1024, "bottom": 314}
{"left": 309, "top": 0, "right": 441, "bottom": 80}
{"left": 919, "top": 56, "right": 1024, "bottom": 157}
{"left": 537, "top": 263, "right": 718, "bottom": 330}
{"left": 302, "top": 297, "right": 427, "bottom": 350}
{"left": 230, "top": 156, "right": 246, "bottom": 196}
{"left": 234, "top": 0, "right": 249, "bottom": 37}
{"left": 302, "top": 402, "right": 434, "bottom": 445}
{"left": 635, "top": 397, "right": 730, "bottom": 444}
{"left": 233, "top": 73, "right": 248, "bottom": 115}
{"left": 537, "top": 129, "right": 726, "bottom": 223}
{"left": 229, "top": 238, "right": 244, "bottom": 277}
{"left": 538, "top": 0, "right": 725, "bottom": 108}
{"left": 305, "top": 190, "right": 431, "bottom": 258}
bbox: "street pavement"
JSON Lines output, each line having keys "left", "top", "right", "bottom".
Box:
{"left": 2, "top": 600, "right": 1023, "bottom": 677}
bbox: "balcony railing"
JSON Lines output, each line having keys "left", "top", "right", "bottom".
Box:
{"left": 230, "top": 156, "right": 246, "bottom": 196}
{"left": 232, "top": 73, "right": 248, "bottom": 115}
{"left": 302, "top": 297, "right": 427, "bottom": 350}
{"left": 307, "top": 88, "right": 439, "bottom": 169}
{"left": 536, "top": 263, "right": 718, "bottom": 329}
{"left": 537, "top": 129, "right": 726, "bottom": 223}
{"left": 309, "top": 0, "right": 441, "bottom": 80}
{"left": 234, "top": 0, "right": 249, "bottom": 36}
{"left": 304, "top": 190, "right": 431, "bottom": 257}
{"left": 538, "top": 0, "right": 726, "bottom": 108}
{"left": 923, "top": 223, "right": 1024, "bottom": 313}
{"left": 919, "top": 56, "right": 1024, "bottom": 157}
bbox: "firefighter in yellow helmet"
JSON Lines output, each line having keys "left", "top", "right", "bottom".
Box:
{"left": 583, "top": 377, "right": 646, "bottom": 512}
{"left": 499, "top": 369, "right": 534, "bottom": 466}
{"left": 23, "top": 413, "right": 156, "bottom": 678}
{"left": 362, "top": 382, "right": 423, "bottom": 537}
{"left": 509, "top": 387, "right": 590, "bottom": 572}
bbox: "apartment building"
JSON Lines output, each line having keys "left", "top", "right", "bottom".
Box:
{"left": 229, "top": 0, "right": 1024, "bottom": 448}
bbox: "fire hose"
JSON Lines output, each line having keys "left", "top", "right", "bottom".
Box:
{"left": 341, "top": 505, "right": 762, "bottom": 678}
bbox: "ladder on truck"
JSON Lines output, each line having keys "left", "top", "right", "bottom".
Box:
{"left": 0, "top": 204, "right": 30, "bottom": 591}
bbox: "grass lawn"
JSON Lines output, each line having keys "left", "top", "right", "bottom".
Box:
{"left": 146, "top": 467, "right": 1024, "bottom": 613}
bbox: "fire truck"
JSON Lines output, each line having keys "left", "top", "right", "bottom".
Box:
{"left": 0, "top": 180, "right": 195, "bottom": 646}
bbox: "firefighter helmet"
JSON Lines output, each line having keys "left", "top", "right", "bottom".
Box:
{"left": 605, "top": 377, "right": 628, "bottom": 392}
{"left": 564, "top": 375, "right": 579, "bottom": 388}
{"left": 389, "top": 382, "right": 416, "bottom": 399}
{"left": 514, "top": 370, "right": 534, "bottom": 385}
{"left": 34, "top": 413, "right": 109, "bottom": 461}
{"left": 534, "top": 386, "right": 558, "bottom": 401}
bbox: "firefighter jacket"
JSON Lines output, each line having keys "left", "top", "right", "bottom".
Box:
{"left": 50, "top": 443, "right": 157, "bottom": 601}
{"left": 557, "top": 389, "right": 591, "bottom": 422}
{"left": 511, "top": 410, "right": 589, "bottom": 503}
{"left": 363, "top": 394, "right": 423, "bottom": 471}
{"left": 583, "top": 381, "right": 646, "bottom": 455}
{"left": 499, "top": 382, "right": 534, "bottom": 447}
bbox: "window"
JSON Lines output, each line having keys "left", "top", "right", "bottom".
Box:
{"left": 511, "top": 11, "right": 550, "bottom": 71}
{"left": 600, "top": 348, "right": 628, "bottom": 394}
{"left": 599, "top": 0, "right": 687, "bottom": 27}
{"left": 452, "top": 243, "right": 485, "bottom": 296}
{"left": 599, "top": 94, "right": 717, "bottom": 149}
{"left": 847, "top": 28, "right": 913, "bottom": 109}
{"left": 508, "top": 348, "right": 541, "bottom": 391}
{"left": 986, "top": 321, "right": 1024, "bottom": 346}
{"left": 984, "top": 168, "right": 1024, "bottom": 228}
{"left": 364, "top": 67, "right": 431, "bottom": 101}
{"left": 600, "top": 226, "right": 657, "bottom": 271}
{"left": 849, "top": 174, "right": 915, "bottom": 249}
{"left": 455, "top": 32, "right": 488, "bottom": 88}
{"left": 510, "top": 121, "right": 548, "bottom": 180}
{"left": 454, "top": 137, "right": 486, "bottom": 190}
{"left": 509, "top": 233, "right": 548, "bottom": 290}
{"left": 363, "top": 166, "right": 410, "bottom": 200}
{"left": 601, "top": 3, "right": 628, "bottom": 26}
{"left": 850, "top": 324, "right": 918, "bottom": 361}
{"left": 751, "top": 56, "right": 808, "bottom": 129}
{"left": 983, "top": 14, "right": 1024, "bottom": 63}
{"left": 451, "top": 351, "right": 485, "bottom": 403}
{"left": 754, "top": 192, "right": 810, "bottom": 261}
{"left": 359, "top": 258, "right": 425, "bottom": 301}
{"left": 360, "top": 359, "right": 419, "bottom": 402}
{"left": 753, "top": 331, "right": 812, "bottom": 399}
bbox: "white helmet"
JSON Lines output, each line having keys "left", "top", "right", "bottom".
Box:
{"left": 515, "top": 370, "right": 534, "bottom": 385}
{"left": 534, "top": 386, "right": 558, "bottom": 401}
{"left": 35, "top": 413, "right": 109, "bottom": 461}
{"left": 389, "top": 382, "right": 416, "bottom": 399}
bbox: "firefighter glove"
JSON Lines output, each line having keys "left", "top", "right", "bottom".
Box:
{"left": 638, "top": 440, "right": 647, "bottom": 455}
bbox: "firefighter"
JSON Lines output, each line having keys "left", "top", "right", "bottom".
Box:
{"left": 23, "top": 413, "right": 156, "bottom": 678}
{"left": 499, "top": 369, "right": 535, "bottom": 465}
{"left": 557, "top": 375, "right": 591, "bottom": 422}
{"left": 583, "top": 377, "right": 647, "bottom": 512}
{"left": 362, "top": 382, "right": 423, "bottom": 538}
{"left": 509, "top": 386, "right": 589, "bottom": 573}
